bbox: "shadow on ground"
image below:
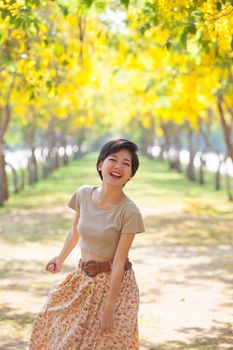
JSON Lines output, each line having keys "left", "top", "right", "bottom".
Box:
{"left": 140, "top": 321, "right": 233, "bottom": 349}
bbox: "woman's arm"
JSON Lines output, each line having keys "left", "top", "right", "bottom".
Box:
{"left": 45, "top": 212, "right": 80, "bottom": 273}
{"left": 106, "top": 233, "right": 135, "bottom": 307}
{"left": 58, "top": 212, "right": 80, "bottom": 264}
{"left": 100, "top": 233, "right": 136, "bottom": 332}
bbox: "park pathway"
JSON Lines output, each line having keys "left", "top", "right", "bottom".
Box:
{"left": 0, "top": 201, "right": 232, "bottom": 349}
{"left": 1, "top": 150, "right": 233, "bottom": 350}
{"left": 135, "top": 202, "right": 233, "bottom": 350}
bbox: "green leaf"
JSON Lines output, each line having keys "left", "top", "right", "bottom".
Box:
{"left": 15, "top": 17, "right": 22, "bottom": 29}
{"left": 180, "top": 28, "right": 188, "bottom": 47}
{"left": 1, "top": 9, "right": 9, "bottom": 20}
{"left": 195, "top": 28, "right": 203, "bottom": 41}
{"left": 46, "top": 80, "right": 52, "bottom": 91}
{"left": 166, "top": 40, "right": 172, "bottom": 50}
{"left": 120, "top": 0, "right": 130, "bottom": 8}
{"left": 216, "top": 2, "right": 222, "bottom": 11}
{"left": 189, "top": 24, "right": 196, "bottom": 35}
{"left": 82, "top": 0, "right": 95, "bottom": 8}
{"left": 59, "top": 4, "right": 69, "bottom": 16}
{"left": 180, "top": 23, "right": 196, "bottom": 47}
{"left": 145, "top": 79, "right": 155, "bottom": 93}
{"left": 29, "top": 91, "right": 36, "bottom": 101}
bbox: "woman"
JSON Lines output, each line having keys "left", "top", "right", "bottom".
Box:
{"left": 29, "top": 139, "right": 145, "bottom": 350}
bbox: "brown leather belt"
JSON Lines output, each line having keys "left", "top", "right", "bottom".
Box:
{"left": 78, "top": 258, "right": 132, "bottom": 277}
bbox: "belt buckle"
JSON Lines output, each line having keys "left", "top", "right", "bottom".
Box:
{"left": 84, "top": 260, "right": 99, "bottom": 277}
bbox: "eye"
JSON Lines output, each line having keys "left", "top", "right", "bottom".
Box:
{"left": 123, "top": 162, "right": 130, "bottom": 166}
{"left": 109, "top": 158, "right": 116, "bottom": 161}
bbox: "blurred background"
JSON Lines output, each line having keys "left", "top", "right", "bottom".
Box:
{"left": 0, "top": 0, "right": 233, "bottom": 349}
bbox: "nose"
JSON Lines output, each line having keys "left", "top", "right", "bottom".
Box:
{"left": 113, "top": 162, "right": 123, "bottom": 170}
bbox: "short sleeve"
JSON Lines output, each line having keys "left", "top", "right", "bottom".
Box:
{"left": 67, "top": 189, "right": 80, "bottom": 213}
{"left": 121, "top": 210, "right": 145, "bottom": 234}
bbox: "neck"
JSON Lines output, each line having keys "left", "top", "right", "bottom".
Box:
{"left": 97, "top": 184, "right": 125, "bottom": 204}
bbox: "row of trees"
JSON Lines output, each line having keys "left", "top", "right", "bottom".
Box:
{"left": 102, "top": 0, "right": 233, "bottom": 198}
{"left": 0, "top": 0, "right": 113, "bottom": 205}
{"left": 0, "top": 0, "right": 233, "bottom": 206}
{"left": 93, "top": 0, "right": 233, "bottom": 199}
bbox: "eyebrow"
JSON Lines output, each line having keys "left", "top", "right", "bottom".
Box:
{"left": 110, "top": 155, "right": 131, "bottom": 163}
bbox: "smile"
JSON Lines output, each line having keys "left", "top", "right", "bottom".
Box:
{"left": 110, "top": 172, "right": 123, "bottom": 179}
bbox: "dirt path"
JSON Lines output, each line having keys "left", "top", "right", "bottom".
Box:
{"left": 135, "top": 242, "right": 233, "bottom": 349}
{"left": 0, "top": 205, "right": 233, "bottom": 349}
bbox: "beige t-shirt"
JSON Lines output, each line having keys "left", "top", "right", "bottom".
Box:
{"left": 67, "top": 185, "right": 145, "bottom": 258}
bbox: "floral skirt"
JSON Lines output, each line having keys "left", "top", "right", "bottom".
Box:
{"left": 29, "top": 264, "right": 139, "bottom": 350}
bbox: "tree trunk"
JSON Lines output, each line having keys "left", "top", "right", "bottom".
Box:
{"left": 0, "top": 77, "right": 15, "bottom": 206}
{"left": 41, "top": 147, "right": 49, "bottom": 178}
{"left": 186, "top": 126, "right": 196, "bottom": 182}
{"left": 42, "top": 163, "right": 49, "bottom": 179}
{"left": 5, "top": 161, "right": 19, "bottom": 193}
{"left": 74, "top": 127, "right": 87, "bottom": 159}
{"left": 215, "top": 168, "right": 221, "bottom": 191}
{"left": 174, "top": 138, "right": 182, "bottom": 173}
{"left": 187, "top": 153, "right": 196, "bottom": 181}
{"left": 60, "top": 137, "right": 69, "bottom": 166}
{"left": 27, "top": 157, "right": 34, "bottom": 185}
{"left": 54, "top": 151, "right": 60, "bottom": 169}
{"left": 44, "top": 117, "right": 57, "bottom": 175}
{"left": 140, "top": 115, "right": 155, "bottom": 158}
{"left": 31, "top": 147, "right": 38, "bottom": 182}
{"left": 215, "top": 153, "right": 223, "bottom": 191}
{"left": 225, "top": 157, "right": 233, "bottom": 201}
{"left": 218, "top": 96, "right": 233, "bottom": 161}
{"left": 160, "top": 123, "right": 171, "bottom": 162}
{"left": 23, "top": 125, "right": 38, "bottom": 185}
{"left": 217, "top": 96, "right": 233, "bottom": 200}
{"left": 169, "top": 135, "right": 182, "bottom": 173}
{"left": 199, "top": 153, "right": 206, "bottom": 185}
{"left": 0, "top": 150, "right": 8, "bottom": 206}
{"left": 26, "top": 149, "right": 39, "bottom": 185}
{"left": 63, "top": 146, "right": 69, "bottom": 165}
{"left": 158, "top": 143, "right": 165, "bottom": 162}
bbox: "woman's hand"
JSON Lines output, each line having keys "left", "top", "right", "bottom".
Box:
{"left": 45, "top": 256, "right": 63, "bottom": 274}
{"left": 100, "top": 305, "right": 115, "bottom": 334}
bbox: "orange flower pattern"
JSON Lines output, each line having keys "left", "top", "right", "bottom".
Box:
{"left": 29, "top": 265, "right": 139, "bottom": 350}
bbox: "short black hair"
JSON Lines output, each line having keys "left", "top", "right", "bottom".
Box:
{"left": 96, "top": 139, "right": 139, "bottom": 180}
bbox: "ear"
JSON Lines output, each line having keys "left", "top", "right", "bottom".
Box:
{"left": 98, "top": 161, "right": 102, "bottom": 171}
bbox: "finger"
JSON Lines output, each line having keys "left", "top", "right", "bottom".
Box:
{"left": 47, "top": 264, "right": 56, "bottom": 273}
{"left": 51, "top": 264, "right": 56, "bottom": 271}
{"left": 45, "top": 262, "right": 52, "bottom": 270}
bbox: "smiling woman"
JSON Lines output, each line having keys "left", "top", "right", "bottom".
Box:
{"left": 29, "top": 138, "right": 145, "bottom": 350}
{"left": 96, "top": 139, "right": 139, "bottom": 188}
{"left": 104, "top": 153, "right": 131, "bottom": 178}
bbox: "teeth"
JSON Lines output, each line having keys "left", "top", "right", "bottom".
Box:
{"left": 111, "top": 172, "right": 122, "bottom": 177}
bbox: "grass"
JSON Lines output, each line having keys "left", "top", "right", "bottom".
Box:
{"left": 5, "top": 152, "right": 233, "bottom": 210}
{"left": 1, "top": 153, "right": 233, "bottom": 246}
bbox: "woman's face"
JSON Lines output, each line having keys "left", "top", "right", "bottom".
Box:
{"left": 98, "top": 149, "right": 132, "bottom": 187}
